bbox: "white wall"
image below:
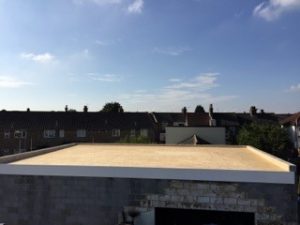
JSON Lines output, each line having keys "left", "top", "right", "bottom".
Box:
{"left": 165, "top": 127, "right": 225, "bottom": 144}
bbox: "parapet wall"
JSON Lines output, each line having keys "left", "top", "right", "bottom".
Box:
{"left": 0, "top": 143, "right": 76, "bottom": 163}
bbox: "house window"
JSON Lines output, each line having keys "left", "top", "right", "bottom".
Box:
{"left": 59, "top": 130, "right": 65, "bottom": 138}
{"left": 112, "top": 129, "right": 120, "bottom": 137}
{"left": 77, "top": 129, "right": 86, "bottom": 138}
{"left": 173, "top": 122, "right": 185, "bottom": 127}
{"left": 14, "top": 130, "right": 27, "bottom": 139}
{"left": 43, "top": 130, "right": 56, "bottom": 138}
{"left": 140, "top": 129, "right": 148, "bottom": 137}
{"left": 130, "top": 129, "right": 136, "bottom": 137}
{"left": 4, "top": 131, "right": 10, "bottom": 139}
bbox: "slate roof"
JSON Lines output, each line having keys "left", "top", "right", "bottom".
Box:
{"left": 0, "top": 111, "right": 155, "bottom": 130}
{"left": 152, "top": 111, "right": 285, "bottom": 129}
{"left": 235, "top": 113, "right": 280, "bottom": 124}
{"left": 213, "top": 112, "right": 284, "bottom": 127}
{"left": 188, "top": 113, "right": 210, "bottom": 126}
{"left": 280, "top": 112, "right": 300, "bottom": 125}
{"left": 152, "top": 112, "right": 210, "bottom": 127}
{"left": 212, "top": 113, "right": 240, "bottom": 126}
{"left": 0, "top": 110, "right": 290, "bottom": 132}
{"left": 275, "top": 113, "right": 292, "bottom": 122}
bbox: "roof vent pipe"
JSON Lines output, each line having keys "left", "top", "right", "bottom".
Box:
{"left": 209, "top": 104, "right": 213, "bottom": 119}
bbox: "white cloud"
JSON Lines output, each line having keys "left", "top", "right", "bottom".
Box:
{"left": 69, "top": 49, "right": 91, "bottom": 61}
{"left": 169, "top": 78, "right": 182, "bottom": 83}
{"left": 82, "top": 49, "right": 89, "bottom": 58}
{"left": 288, "top": 83, "right": 300, "bottom": 92}
{"left": 20, "top": 52, "right": 55, "bottom": 63}
{"left": 88, "top": 73, "right": 121, "bottom": 82}
{"left": 253, "top": 0, "right": 300, "bottom": 21}
{"left": 118, "top": 73, "right": 237, "bottom": 111}
{"left": 68, "top": 74, "right": 81, "bottom": 83}
{"left": 95, "top": 39, "right": 119, "bottom": 46}
{"left": 128, "top": 0, "right": 144, "bottom": 13}
{"left": 166, "top": 73, "right": 219, "bottom": 90}
{"left": 134, "top": 89, "right": 147, "bottom": 93}
{"left": 73, "top": 0, "right": 121, "bottom": 6}
{"left": 0, "top": 76, "right": 33, "bottom": 88}
{"left": 95, "top": 40, "right": 109, "bottom": 46}
{"left": 74, "top": 0, "right": 144, "bottom": 14}
{"left": 153, "top": 47, "right": 191, "bottom": 56}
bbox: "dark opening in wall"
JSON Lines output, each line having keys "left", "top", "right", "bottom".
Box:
{"left": 155, "top": 207, "right": 255, "bottom": 225}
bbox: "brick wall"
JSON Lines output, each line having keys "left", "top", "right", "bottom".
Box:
{"left": 0, "top": 128, "right": 155, "bottom": 156}
{"left": 0, "top": 175, "right": 297, "bottom": 225}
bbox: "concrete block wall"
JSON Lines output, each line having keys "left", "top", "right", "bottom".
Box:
{"left": 0, "top": 175, "right": 297, "bottom": 225}
{"left": 138, "top": 181, "right": 297, "bottom": 225}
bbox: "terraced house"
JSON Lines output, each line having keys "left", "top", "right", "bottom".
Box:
{"left": 0, "top": 110, "right": 156, "bottom": 156}
{"left": 0, "top": 105, "right": 293, "bottom": 156}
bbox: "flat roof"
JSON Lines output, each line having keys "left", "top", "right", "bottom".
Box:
{"left": 7, "top": 144, "right": 287, "bottom": 171}
{"left": 0, "top": 144, "right": 295, "bottom": 184}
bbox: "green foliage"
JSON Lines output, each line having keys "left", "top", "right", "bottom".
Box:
{"left": 194, "top": 105, "right": 205, "bottom": 113}
{"left": 120, "top": 135, "right": 151, "bottom": 144}
{"left": 101, "top": 102, "right": 124, "bottom": 113}
{"left": 237, "top": 122, "right": 294, "bottom": 159}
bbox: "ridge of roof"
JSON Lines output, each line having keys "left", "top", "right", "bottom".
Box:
{"left": 280, "top": 112, "right": 300, "bottom": 125}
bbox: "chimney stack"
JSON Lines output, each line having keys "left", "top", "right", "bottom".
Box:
{"left": 208, "top": 104, "right": 216, "bottom": 127}
{"left": 249, "top": 106, "right": 257, "bottom": 117}
{"left": 182, "top": 107, "right": 188, "bottom": 126}
{"left": 209, "top": 104, "right": 213, "bottom": 118}
{"left": 65, "top": 105, "right": 68, "bottom": 112}
{"left": 83, "top": 105, "right": 88, "bottom": 113}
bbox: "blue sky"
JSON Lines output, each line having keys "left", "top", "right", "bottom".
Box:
{"left": 0, "top": 0, "right": 299, "bottom": 113}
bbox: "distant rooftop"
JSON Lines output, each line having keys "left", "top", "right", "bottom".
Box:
{"left": 0, "top": 144, "right": 295, "bottom": 184}
{"left": 280, "top": 111, "right": 300, "bottom": 125}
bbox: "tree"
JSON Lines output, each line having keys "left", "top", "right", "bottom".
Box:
{"left": 101, "top": 102, "right": 124, "bottom": 113}
{"left": 237, "top": 122, "right": 295, "bottom": 159}
{"left": 195, "top": 105, "right": 205, "bottom": 113}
